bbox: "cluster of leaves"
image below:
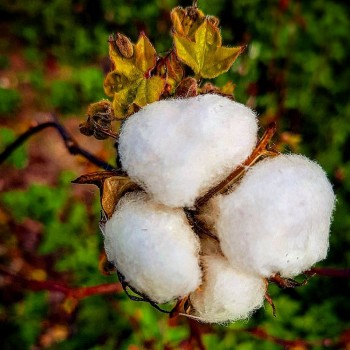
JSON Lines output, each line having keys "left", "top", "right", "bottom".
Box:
{"left": 1, "top": 0, "right": 350, "bottom": 349}
{"left": 79, "top": 3, "right": 242, "bottom": 141}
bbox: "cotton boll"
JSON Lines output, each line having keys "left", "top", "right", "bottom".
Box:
{"left": 216, "top": 154, "right": 336, "bottom": 278}
{"left": 103, "top": 192, "right": 202, "bottom": 303}
{"left": 119, "top": 94, "right": 258, "bottom": 207}
{"left": 190, "top": 254, "right": 266, "bottom": 323}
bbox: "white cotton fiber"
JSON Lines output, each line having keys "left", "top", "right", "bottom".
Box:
{"left": 103, "top": 192, "right": 202, "bottom": 303}
{"left": 190, "top": 254, "right": 266, "bottom": 323}
{"left": 216, "top": 154, "right": 336, "bottom": 278}
{"left": 119, "top": 94, "right": 258, "bottom": 208}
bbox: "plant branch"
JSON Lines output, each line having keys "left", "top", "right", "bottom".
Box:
{"left": 0, "top": 265, "right": 122, "bottom": 299}
{"left": 268, "top": 268, "right": 350, "bottom": 290}
{"left": 306, "top": 267, "right": 350, "bottom": 278}
{"left": 0, "top": 118, "right": 115, "bottom": 171}
{"left": 187, "top": 318, "right": 206, "bottom": 350}
{"left": 242, "top": 327, "right": 335, "bottom": 348}
{"left": 195, "top": 122, "right": 278, "bottom": 208}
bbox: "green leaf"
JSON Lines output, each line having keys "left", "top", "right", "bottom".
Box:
{"left": 174, "top": 19, "right": 243, "bottom": 79}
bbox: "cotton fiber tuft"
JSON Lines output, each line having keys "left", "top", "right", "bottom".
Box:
{"left": 119, "top": 94, "right": 258, "bottom": 207}
{"left": 103, "top": 192, "right": 202, "bottom": 303}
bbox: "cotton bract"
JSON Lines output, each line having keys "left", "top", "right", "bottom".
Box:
{"left": 119, "top": 94, "right": 258, "bottom": 207}
{"left": 103, "top": 192, "right": 202, "bottom": 303}
{"left": 216, "top": 154, "right": 336, "bottom": 278}
{"left": 190, "top": 254, "right": 266, "bottom": 323}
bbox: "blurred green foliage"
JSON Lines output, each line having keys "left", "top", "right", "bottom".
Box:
{"left": 50, "top": 67, "right": 105, "bottom": 113}
{"left": 0, "top": 88, "right": 21, "bottom": 115}
{"left": 0, "top": 0, "right": 349, "bottom": 349}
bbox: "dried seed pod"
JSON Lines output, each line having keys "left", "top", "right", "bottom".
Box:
{"left": 175, "top": 77, "right": 198, "bottom": 97}
{"left": 115, "top": 33, "right": 134, "bottom": 58}
{"left": 79, "top": 119, "right": 94, "bottom": 136}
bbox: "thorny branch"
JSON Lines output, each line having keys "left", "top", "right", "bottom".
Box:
{"left": 0, "top": 116, "right": 115, "bottom": 171}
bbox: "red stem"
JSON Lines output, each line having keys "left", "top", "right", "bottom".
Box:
{"left": 307, "top": 267, "right": 350, "bottom": 278}
{"left": 70, "top": 283, "right": 122, "bottom": 299}
{"left": 1, "top": 266, "right": 349, "bottom": 302}
{"left": 244, "top": 327, "right": 334, "bottom": 347}
{"left": 0, "top": 266, "right": 122, "bottom": 299}
{"left": 187, "top": 318, "right": 206, "bottom": 350}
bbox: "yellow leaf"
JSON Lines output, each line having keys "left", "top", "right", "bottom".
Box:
{"left": 109, "top": 32, "right": 157, "bottom": 80}
{"left": 106, "top": 32, "right": 165, "bottom": 118}
{"left": 134, "top": 76, "right": 166, "bottom": 106}
{"left": 112, "top": 83, "right": 138, "bottom": 118}
{"left": 220, "top": 81, "right": 236, "bottom": 96}
{"left": 199, "top": 81, "right": 235, "bottom": 97}
{"left": 174, "top": 19, "right": 243, "bottom": 79}
{"left": 134, "top": 33, "right": 157, "bottom": 73}
{"left": 112, "top": 76, "right": 165, "bottom": 119}
{"left": 108, "top": 51, "right": 139, "bottom": 81}
{"left": 104, "top": 71, "right": 130, "bottom": 97}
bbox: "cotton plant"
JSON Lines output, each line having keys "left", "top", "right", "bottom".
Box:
{"left": 75, "top": 2, "right": 336, "bottom": 323}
